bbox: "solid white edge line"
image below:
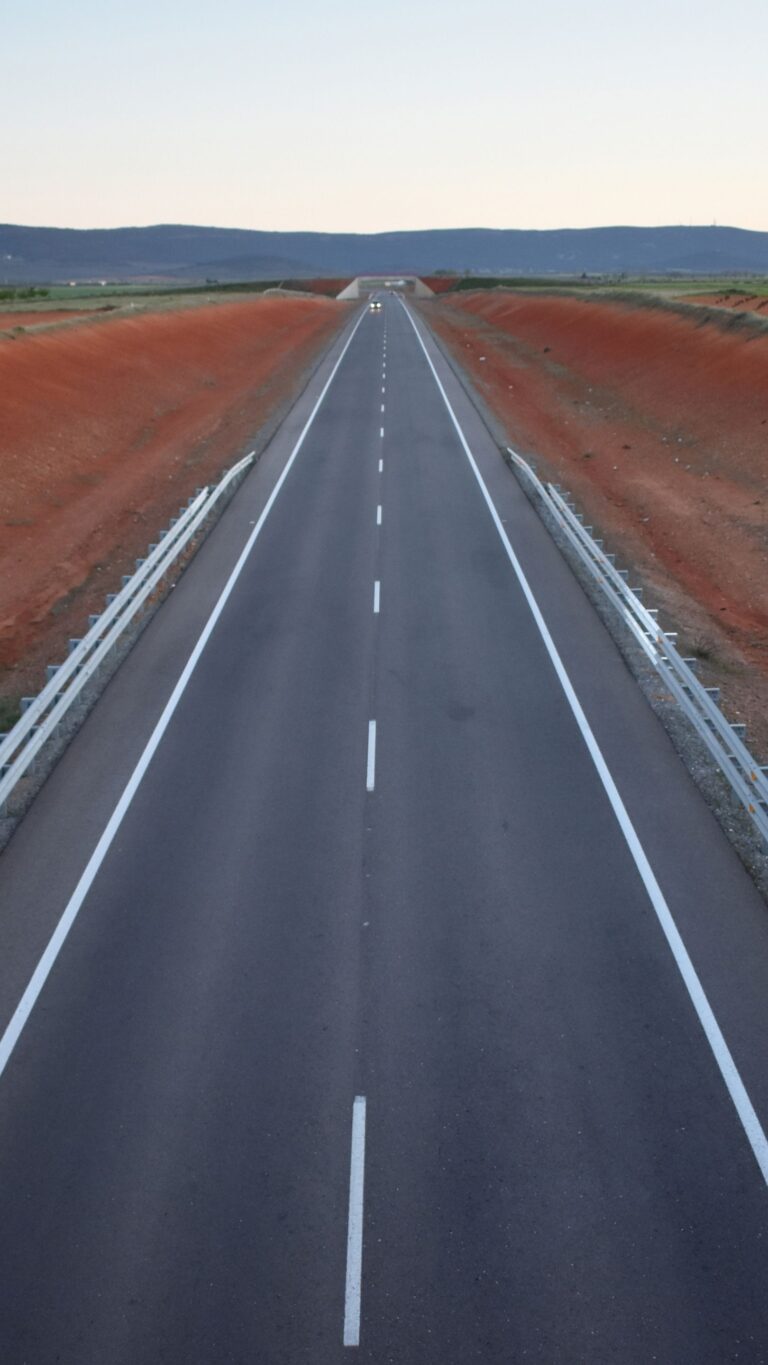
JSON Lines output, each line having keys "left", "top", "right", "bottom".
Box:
{"left": 0, "top": 306, "right": 370, "bottom": 1083}
{"left": 400, "top": 298, "right": 768, "bottom": 1188}
{"left": 366, "top": 721, "right": 377, "bottom": 792}
{"left": 373, "top": 581, "right": 380, "bottom": 614}
{"left": 343, "top": 1095, "right": 367, "bottom": 1347}
{"left": 376, "top": 505, "right": 382, "bottom": 526}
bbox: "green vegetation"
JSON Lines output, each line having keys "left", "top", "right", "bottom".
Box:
{"left": 0, "top": 286, "right": 50, "bottom": 302}
{"left": 34, "top": 278, "right": 332, "bottom": 304}
{"left": 445, "top": 273, "right": 768, "bottom": 297}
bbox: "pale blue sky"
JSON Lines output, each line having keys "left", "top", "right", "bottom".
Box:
{"left": 3, "top": 0, "right": 766, "bottom": 231}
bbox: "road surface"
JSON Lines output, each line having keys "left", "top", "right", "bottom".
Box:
{"left": 0, "top": 295, "right": 767, "bottom": 1362}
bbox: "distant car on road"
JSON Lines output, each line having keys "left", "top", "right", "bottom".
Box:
{"left": 369, "top": 300, "right": 382, "bottom": 312}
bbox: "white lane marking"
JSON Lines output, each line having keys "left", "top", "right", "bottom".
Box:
{"left": 381, "top": 386, "right": 386, "bottom": 394}
{"left": 0, "top": 309, "right": 370, "bottom": 1085}
{"left": 380, "top": 404, "right": 385, "bottom": 413}
{"left": 379, "top": 427, "right": 384, "bottom": 439}
{"left": 378, "top": 459, "right": 383, "bottom": 473}
{"left": 376, "top": 504, "right": 382, "bottom": 526}
{"left": 373, "top": 580, "right": 380, "bottom": 614}
{"left": 366, "top": 722, "right": 377, "bottom": 791}
{"left": 401, "top": 299, "right": 768, "bottom": 1188}
{"left": 343, "top": 1095, "right": 367, "bottom": 1346}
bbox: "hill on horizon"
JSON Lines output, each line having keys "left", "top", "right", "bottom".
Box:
{"left": 2, "top": 223, "right": 768, "bottom": 284}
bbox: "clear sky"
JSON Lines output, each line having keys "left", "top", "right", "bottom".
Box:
{"left": 3, "top": 0, "right": 766, "bottom": 232}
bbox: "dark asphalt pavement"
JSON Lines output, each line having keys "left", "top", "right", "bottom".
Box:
{"left": 0, "top": 295, "right": 767, "bottom": 1363}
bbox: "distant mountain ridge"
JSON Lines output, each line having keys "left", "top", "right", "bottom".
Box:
{"left": 1, "top": 223, "right": 767, "bottom": 283}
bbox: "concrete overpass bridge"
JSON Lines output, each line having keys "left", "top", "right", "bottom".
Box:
{"left": 337, "top": 275, "right": 434, "bottom": 299}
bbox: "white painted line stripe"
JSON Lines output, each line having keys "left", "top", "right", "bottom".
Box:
{"left": 381, "top": 386, "right": 386, "bottom": 394}
{"left": 366, "top": 721, "right": 377, "bottom": 791}
{"left": 373, "top": 580, "right": 380, "bottom": 614}
{"left": 0, "top": 309, "right": 369, "bottom": 1085}
{"left": 376, "top": 504, "right": 382, "bottom": 526}
{"left": 378, "top": 459, "right": 383, "bottom": 473}
{"left": 401, "top": 299, "right": 768, "bottom": 1188}
{"left": 379, "top": 427, "right": 384, "bottom": 439}
{"left": 380, "top": 404, "right": 385, "bottom": 413}
{"left": 343, "top": 1095, "right": 367, "bottom": 1347}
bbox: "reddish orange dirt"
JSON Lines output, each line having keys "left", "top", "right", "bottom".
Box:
{"left": 421, "top": 277, "right": 460, "bottom": 294}
{"left": 0, "top": 295, "right": 348, "bottom": 709}
{"left": 301, "top": 279, "right": 351, "bottom": 296}
{"left": 424, "top": 290, "right": 768, "bottom": 751}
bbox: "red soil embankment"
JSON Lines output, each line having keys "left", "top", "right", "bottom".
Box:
{"left": 425, "top": 291, "right": 768, "bottom": 747}
{"left": 421, "top": 277, "right": 460, "bottom": 294}
{"left": 301, "top": 278, "right": 351, "bottom": 296}
{"left": 0, "top": 295, "right": 347, "bottom": 702}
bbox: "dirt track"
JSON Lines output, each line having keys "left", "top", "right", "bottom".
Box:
{"left": 0, "top": 294, "right": 348, "bottom": 715}
{"left": 425, "top": 290, "right": 768, "bottom": 753}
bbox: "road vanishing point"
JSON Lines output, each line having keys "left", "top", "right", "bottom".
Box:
{"left": 0, "top": 296, "right": 767, "bottom": 1362}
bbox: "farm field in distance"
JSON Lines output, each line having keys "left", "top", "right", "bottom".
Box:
{"left": 0, "top": 289, "right": 349, "bottom": 728}
{"left": 424, "top": 285, "right": 768, "bottom": 754}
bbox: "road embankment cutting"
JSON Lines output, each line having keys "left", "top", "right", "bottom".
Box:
{"left": 424, "top": 289, "right": 768, "bottom": 752}
{"left": 0, "top": 294, "right": 349, "bottom": 717}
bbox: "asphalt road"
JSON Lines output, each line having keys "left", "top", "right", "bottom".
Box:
{"left": 0, "top": 295, "right": 767, "bottom": 1363}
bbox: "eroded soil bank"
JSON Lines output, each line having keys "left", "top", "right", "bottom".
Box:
{"left": 424, "top": 290, "right": 768, "bottom": 753}
{"left": 0, "top": 294, "right": 348, "bottom": 716}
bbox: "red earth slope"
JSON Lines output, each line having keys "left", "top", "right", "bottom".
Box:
{"left": 0, "top": 294, "right": 348, "bottom": 703}
{"left": 425, "top": 290, "right": 768, "bottom": 750}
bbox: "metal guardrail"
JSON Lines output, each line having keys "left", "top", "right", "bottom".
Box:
{"left": 506, "top": 446, "right": 768, "bottom": 847}
{"left": 0, "top": 450, "right": 255, "bottom": 813}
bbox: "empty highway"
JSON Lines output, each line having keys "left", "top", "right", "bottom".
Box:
{"left": 0, "top": 295, "right": 767, "bottom": 1362}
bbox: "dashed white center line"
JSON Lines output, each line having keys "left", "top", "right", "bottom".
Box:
{"left": 376, "top": 504, "right": 382, "bottom": 525}
{"left": 378, "top": 458, "right": 383, "bottom": 473}
{"left": 379, "top": 426, "right": 384, "bottom": 439}
{"left": 343, "top": 1095, "right": 367, "bottom": 1346}
{"left": 380, "top": 403, "right": 385, "bottom": 413}
{"left": 381, "top": 385, "right": 386, "bottom": 394}
{"left": 366, "top": 722, "right": 377, "bottom": 791}
{"left": 373, "top": 580, "right": 380, "bottom": 614}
